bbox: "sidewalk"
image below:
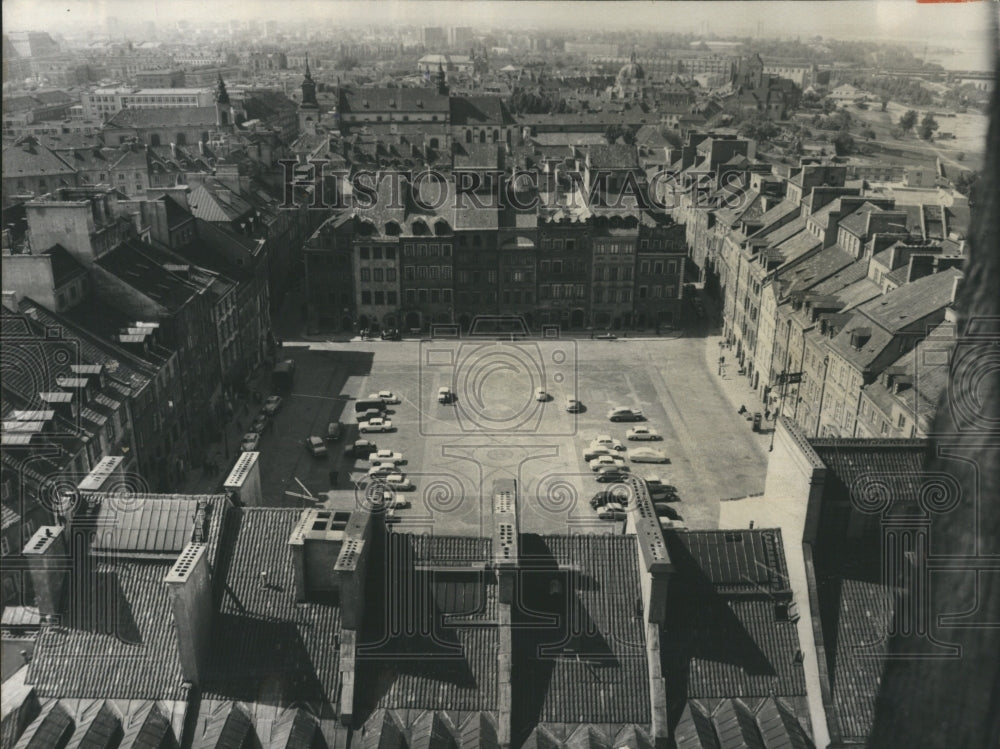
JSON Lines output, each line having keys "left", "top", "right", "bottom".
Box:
{"left": 177, "top": 366, "right": 273, "bottom": 495}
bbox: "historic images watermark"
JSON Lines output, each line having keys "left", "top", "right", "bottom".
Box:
{"left": 277, "top": 161, "right": 751, "bottom": 214}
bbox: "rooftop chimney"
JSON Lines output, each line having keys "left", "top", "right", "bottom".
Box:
{"left": 625, "top": 476, "right": 673, "bottom": 625}
{"left": 287, "top": 508, "right": 370, "bottom": 628}
{"left": 223, "top": 452, "right": 262, "bottom": 506}
{"left": 22, "top": 527, "right": 69, "bottom": 618}
{"left": 164, "top": 543, "right": 213, "bottom": 685}
{"left": 492, "top": 479, "right": 519, "bottom": 605}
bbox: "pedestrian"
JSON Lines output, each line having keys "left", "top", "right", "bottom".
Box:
{"left": 765, "top": 408, "right": 771, "bottom": 421}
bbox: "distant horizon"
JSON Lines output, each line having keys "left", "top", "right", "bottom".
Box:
{"left": 3, "top": 0, "right": 996, "bottom": 49}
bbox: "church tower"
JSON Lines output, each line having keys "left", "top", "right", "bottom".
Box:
{"left": 215, "top": 74, "right": 234, "bottom": 129}
{"left": 436, "top": 62, "right": 449, "bottom": 96}
{"left": 299, "top": 55, "right": 321, "bottom": 135}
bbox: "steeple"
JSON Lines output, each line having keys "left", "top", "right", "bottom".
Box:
{"left": 215, "top": 74, "right": 230, "bottom": 105}
{"left": 436, "top": 62, "right": 448, "bottom": 96}
{"left": 301, "top": 54, "right": 318, "bottom": 108}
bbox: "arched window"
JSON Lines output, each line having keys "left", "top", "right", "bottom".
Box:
{"left": 176, "top": 132, "right": 187, "bottom": 146}
{"left": 150, "top": 134, "right": 161, "bottom": 146}
{"left": 429, "top": 138, "right": 439, "bottom": 150}
{"left": 434, "top": 219, "right": 451, "bottom": 236}
{"left": 493, "top": 129, "right": 499, "bottom": 143}
{"left": 479, "top": 130, "right": 486, "bottom": 144}
{"left": 385, "top": 221, "right": 401, "bottom": 236}
{"left": 411, "top": 219, "right": 429, "bottom": 236}
{"left": 465, "top": 130, "right": 472, "bottom": 144}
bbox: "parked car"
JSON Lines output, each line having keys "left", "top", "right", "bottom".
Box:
{"left": 325, "top": 422, "right": 344, "bottom": 441}
{"left": 659, "top": 518, "right": 687, "bottom": 530}
{"left": 382, "top": 474, "right": 414, "bottom": 491}
{"left": 583, "top": 445, "right": 614, "bottom": 461}
{"left": 566, "top": 398, "right": 583, "bottom": 413}
{"left": 626, "top": 426, "right": 662, "bottom": 441}
{"left": 343, "top": 439, "right": 378, "bottom": 459}
{"left": 535, "top": 388, "right": 549, "bottom": 402}
{"left": 593, "top": 434, "right": 626, "bottom": 451}
{"left": 596, "top": 467, "right": 630, "bottom": 482}
{"left": 596, "top": 332, "right": 618, "bottom": 340}
{"left": 438, "top": 386, "right": 453, "bottom": 404}
{"left": 597, "top": 502, "right": 627, "bottom": 520}
{"left": 305, "top": 436, "right": 327, "bottom": 457}
{"left": 357, "top": 408, "right": 383, "bottom": 422}
{"left": 381, "top": 328, "right": 401, "bottom": 341}
{"left": 590, "top": 486, "right": 633, "bottom": 509}
{"left": 263, "top": 395, "right": 283, "bottom": 415}
{"left": 630, "top": 448, "right": 669, "bottom": 464}
{"left": 369, "top": 390, "right": 401, "bottom": 405}
{"left": 607, "top": 406, "right": 644, "bottom": 422}
{"left": 589, "top": 455, "right": 627, "bottom": 471}
{"left": 371, "top": 449, "right": 404, "bottom": 465}
{"left": 644, "top": 476, "right": 678, "bottom": 500}
{"left": 367, "top": 462, "right": 396, "bottom": 477}
{"left": 653, "top": 502, "right": 678, "bottom": 518}
{"left": 250, "top": 414, "right": 269, "bottom": 433}
{"left": 359, "top": 417, "right": 394, "bottom": 433}
{"left": 240, "top": 433, "right": 260, "bottom": 452}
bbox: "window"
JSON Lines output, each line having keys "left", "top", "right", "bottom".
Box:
{"left": 443, "top": 244, "right": 452, "bottom": 256}
{"left": 387, "top": 291, "right": 398, "bottom": 304}
{"left": 654, "top": 261, "right": 663, "bottom": 274}
{"left": 373, "top": 291, "right": 384, "bottom": 304}
{"left": 640, "top": 261, "right": 650, "bottom": 275}
{"left": 404, "top": 244, "right": 414, "bottom": 256}
{"left": 487, "top": 271, "right": 497, "bottom": 283}
{"left": 359, "top": 247, "right": 370, "bottom": 259}
{"left": 639, "top": 286, "right": 648, "bottom": 299}
{"left": 1, "top": 537, "right": 9, "bottom": 556}
{"left": 443, "top": 289, "right": 452, "bottom": 302}
{"left": 621, "top": 290, "right": 632, "bottom": 302}
{"left": 653, "top": 286, "right": 662, "bottom": 298}
{"left": 360, "top": 268, "right": 371, "bottom": 281}
{"left": 576, "top": 284, "right": 585, "bottom": 298}
{"left": 404, "top": 266, "right": 415, "bottom": 280}
{"left": 553, "top": 239, "right": 563, "bottom": 251}
{"left": 387, "top": 268, "right": 397, "bottom": 282}
{"left": 566, "top": 239, "right": 575, "bottom": 251}
{"left": 640, "top": 239, "right": 649, "bottom": 250}
{"left": 418, "top": 289, "right": 429, "bottom": 303}
{"left": 667, "top": 261, "right": 677, "bottom": 274}
{"left": 442, "top": 266, "right": 452, "bottom": 280}
{"left": 386, "top": 247, "right": 396, "bottom": 259}
{"left": 430, "top": 266, "right": 440, "bottom": 280}
{"left": 540, "top": 260, "right": 550, "bottom": 273}
{"left": 897, "top": 413, "right": 906, "bottom": 429}
{"left": 418, "top": 267, "right": 428, "bottom": 280}
{"left": 373, "top": 247, "right": 383, "bottom": 259}
{"left": 430, "top": 244, "right": 440, "bottom": 256}
{"left": 373, "top": 268, "right": 384, "bottom": 282}
{"left": 406, "top": 289, "right": 416, "bottom": 304}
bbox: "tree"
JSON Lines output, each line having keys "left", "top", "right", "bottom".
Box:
{"left": 604, "top": 124, "right": 624, "bottom": 144}
{"left": 738, "top": 113, "right": 778, "bottom": 143}
{"left": 832, "top": 130, "right": 855, "bottom": 156}
{"left": 861, "top": 127, "right": 877, "bottom": 141}
{"left": 919, "top": 112, "right": 939, "bottom": 140}
{"left": 899, "top": 109, "right": 918, "bottom": 132}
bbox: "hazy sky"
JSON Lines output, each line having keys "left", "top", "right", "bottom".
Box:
{"left": 4, "top": 0, "right": 996, "bottom": 45}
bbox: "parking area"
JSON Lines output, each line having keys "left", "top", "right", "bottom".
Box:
{"left": 246, "top": 334, "right": 771, "bottom": 534}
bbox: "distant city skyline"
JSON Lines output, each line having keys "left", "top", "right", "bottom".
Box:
{"left": 3, "top": 0, "right": 996, "bottom": 49}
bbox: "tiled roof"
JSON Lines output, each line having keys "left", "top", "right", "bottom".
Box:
{"left": 453, "top": 143, "right": 501, "bottom": 170}
{"left": 341, "top": 87, "right": 450, "bottom": 114}
{"left": 2, "top": 139, "right": 76, "bottom": 179}
{"left": 759, "top": 216, "right": 807, "bottom": 246}
{"left": 450, "top": 96, "right": 514, "bottom": 126}
{"left": 95, "top": 238, "right": 201, "bottom": 313}
{"left": 674, "top": 697, "right": 813, "bottom": 749}
{"left": 187, "top": 180, "right": 255, "bottom": 224}
{"left": 854, "top": 267, "right": 960, "bottom": 332}
{"left": 512, "top": 534, "right": 650, "bottom": 728}
{"left": 201, "top": 507, "right": 343, "bottom": 705}
{"left": 660, "top": 530, "right": 806, "bottom": 704}
{"left": 106, "top": 107, "right": 218, "bottom": 128}
{"left": 25, "top": 495, "right": 227, "bottom": 701}
{"left": 356, "top": 532, "right": 498, "bottom": 715}
{"left": 837, "top": 202, "right": 882, "bottom": 238}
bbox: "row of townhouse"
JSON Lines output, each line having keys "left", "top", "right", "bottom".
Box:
{"left": 1, "top": 186, "right": 280, "bottom": 487}
{"left": 675, "top": 151, "right": 970, "bottom": 440}
{"left": 302, "top": 145, "right": 688, "bottom": 334}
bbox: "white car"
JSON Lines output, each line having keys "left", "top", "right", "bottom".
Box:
{"left": 369, "top": 390, "right": 401, "bottom": 405}
{"left": 263, "top": 395, "right": 283, "bottom": 415}
{"left": 305, "top": 436, "right": 327, "bottom": 457}
{"left": 371, "top": 449, "right": 404, "bottom": 464}
{"left": 593, "top": 434, "right": 626, "bottom": 451}
{"left": 590, "top": 455, "right": 627, "bottom": 471}
{"left": 367, "top": 461, "right": 396, "bottom": 477}
{"left": 630, "top": 448, "right": 669, "bottom": 464}
{"left": 240, "top": 433, "right": 260, "bottom": 452}
{"left": 627, "top": 426, "right": 662, "bottom": 441}
{"left": 359, "top": 417, "right": 394, "bottom": 433}
{"left": 383, "top": 474, "right": 414, "bottom": 491}
{"left": 535, "top": 388, "right": 549, "bottom": 402}
{"left": 438, "top": 386, "right": 453, "bottom": 404}
{"left": 566, "top": 398, "right": 583, "bottom": 413}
